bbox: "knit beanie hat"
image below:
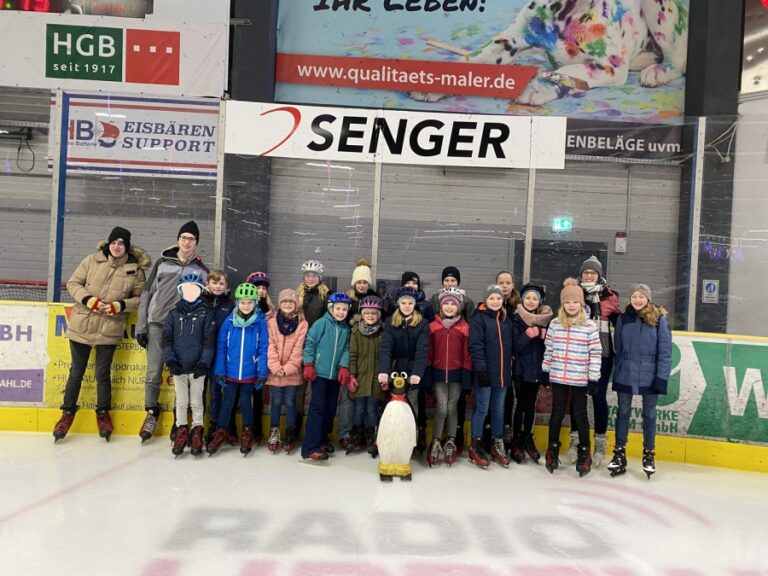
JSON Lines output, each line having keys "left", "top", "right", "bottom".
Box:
{"left": 560, "top": 278, "right": 585, "bottom": 305}
{"left": 177, "top": 220, "right": 200, "bottom": 243}
{"left": 630, "top": 283, "right": 652, "bottom": 302}
{"left": 396, "top": 286, "right": 418, "bottom": 303}
{"left": 107, "top": 226, "right": 131, "bottom": 251}
{"left": 351, "top": 258, "right": 373, "bottom": 287}
{"left": 483, "top": 284, "right": 504, "bottom": 302}
{"left": 401, "top": 271, "right": 421, "bottom": 290}
{"left": 520, "top": 283, "right": 545, "bottom": 304}
{"left": 441, "top": 266, "right": 461, "bottom": 285}
{"left": 580, "top": 255, "right": 603, "bottom": 277}
{"left": 278, "top": 288, "right": 298, "bottom": 305}
{"left": 438, "top": 288, "right": 463, "bottom": 309}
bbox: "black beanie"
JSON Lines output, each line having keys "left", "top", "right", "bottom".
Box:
{"left": 401, "top": 271, "right": 421, "bottom": 290}
{"left": 177, "top": 220, "right": 200, "bottom": 243}
{"left": 107, "top": 226, "right": 131, "bottom": 250}
{"left": 441, "top": 266, "right": 461, "bottom": 285}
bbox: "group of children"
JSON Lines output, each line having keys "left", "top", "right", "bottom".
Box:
{"left": 147, "top": 254, "right": 674, "bottom": 477}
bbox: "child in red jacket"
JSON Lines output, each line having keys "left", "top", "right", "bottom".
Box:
{"left": 426, "top": 288, "right": 472, "bottom": 467}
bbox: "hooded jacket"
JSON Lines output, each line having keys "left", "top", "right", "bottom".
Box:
{"left": 468, "top": 304, "right": 513, "bottom": 388}
{"left": 303, "top": 311, "right": 350, "bottom": 380}
{"left": 378, "top": 315, "right": 430, "bottom": 383}
{"left": 511, "top": 304, "right": 553, "bottom": 383}
{"left": 214, "top": 310, "right": 269, "bottom": 382}
{"left": 162, "top": 299, "right": 216, "bottom": 373}
{"left": 428, "top": 315, "right": 472, "bottom": 388}
{"left": 613, "top": 305, "right": 672, "bottom": 395}
{"left": 137, "top": 245, "right": 208, "bottom": 334}
{"left": 266, "top": 314, "right": 309, "bottom": 387}
{"left": 66, "top": 242, "right": 150, "bottom": 346}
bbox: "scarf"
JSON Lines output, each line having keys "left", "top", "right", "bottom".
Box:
{"left": 514, "top": 304, "right": 554, "bottom": 327}
{"left": 580, "top": 281, "right": 604, "bottom": 304}
{"left": 358, "top": 319, "right": 383, "bottom": 336}
{"left": 233, "top": 310, "right": 257, "bottom": 328}
{"left": 440, "top": 315, "right": 462, "bottom": 330}
{"left": 277, "top": 311, "right": 299, "bottom": 336}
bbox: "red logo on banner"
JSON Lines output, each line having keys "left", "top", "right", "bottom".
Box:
{"left": 125, "top": 29, "right": 180, "bottom": 85}
{"left": 259, "top": 106, "right": 302, "bottom": 156}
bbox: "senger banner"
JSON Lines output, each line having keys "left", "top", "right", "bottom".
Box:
{"left": 0, "top": 10, "right": 228, "bottom": 98}
{"left": 276, "top": 0, "right": 689, "bottom": 125}
{"left": 224, "top": 101, "right": 567, "bottom": 169}
{"left": 56, "top": 92, "right": 219, "bottom": 179}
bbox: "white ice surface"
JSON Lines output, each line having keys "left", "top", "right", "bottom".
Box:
{"left": 0, "top": 432, "right": 766, "bottom": 576}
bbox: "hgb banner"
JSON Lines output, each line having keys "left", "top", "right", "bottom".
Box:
{"left": 59, "top": 92, "right": 219, "bottom": 179}
{"left": 0, "top": 11, "right": 228, "bottom": 98}
{"left": 224, "top": 101, "right": 567, "bottom": 169}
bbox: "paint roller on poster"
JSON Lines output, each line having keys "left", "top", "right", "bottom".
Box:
{"left": 276, "top": 0, "right": 689, "bottom": 126}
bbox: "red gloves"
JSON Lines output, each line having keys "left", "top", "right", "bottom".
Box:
{"left": 85, "top": 296, "right": 101, "bottom": 311}
{"left": 347, "top": 376, "right": 359, "bottom": 393}
{"left": 303, "top": 364, "right": 317, "bottom": 382}
{"left": 525, "top": 326, "right": 540, "bottom": 338}
{"left": 338, "top": 367, "right": 352, "bottom": 389}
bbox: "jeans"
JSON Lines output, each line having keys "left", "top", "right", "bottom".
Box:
{"left": 143, "top": 322, "right": 165, "bottom": 411}
{"left": 433, "top": 381, "right": 461, "bottom": 440}
{"left": 219, "top": 382, "right": 255, "bottom": 428}
{"left": 571, "top": 355, "right": 613, "bottom": 435}
{"left": 471, "top": 386, "right": 507, "bottom": 439}
{"left": 173, "top": 374, "right": 205, "bottom": 427}
{"left": 337, "top": 387, "right": 354, "bottom": 439}
{"left": 513, "top": 376, "right": 540, "bottom": 436}
{"left": 301, "top": 376, "right": 340, "bottom": 457}
{"left": 353, "top": 396, "right": 380, "bottom": 428}
{"left": 270, "top": 385, "right": 298, "bottom": 428}
{"left": 61, "top": 340, "right": 117, "bottom": 412}
{"left": 550, "top": 384, "right": 589, "bottom": 448}
{"left": 615, "top": 392, "right": 658, "bottom": 450}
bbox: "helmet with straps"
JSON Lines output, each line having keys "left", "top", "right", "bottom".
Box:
{"left": 177, "top": 271, "right": 206, "bottom": 295}
{"left": 234, "top": 283, "right": 259, "bottom": 301}
{"left": 246, "top": 271, "right": 270, "bottom": 287}
{"left": 301, "top": 260, "right": 324, "bottom": 277}
{"left": 328, "top": 292, "right": 352, "bottom": 306}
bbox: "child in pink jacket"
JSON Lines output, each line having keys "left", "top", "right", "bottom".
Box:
{"left": 266, "top": 289, "right": 308, "bottom": 455}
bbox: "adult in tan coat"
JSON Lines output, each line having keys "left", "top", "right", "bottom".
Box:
{"left": 53, "top": 226, "right": 150, "bottom": 442}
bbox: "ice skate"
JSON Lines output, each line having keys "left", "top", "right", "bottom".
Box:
{"left": 443, "top": 436, "right": 458, "bottom": 466}
{"left": 240, "top": 427, "right": 254, "bottom": 456}
{"left": 510, "top": 435, "right": 525, "bottom": 464}
{"left": 320, "top": 442, "right": 335, "bottom": 455}
{"left": 607, "top": 446, "right": 627, "bottom": 477}
{"left": 139, "top": 410, "right": 159, "bottom": 443}
{"left": 267, "top": 426, "right": 281, "bottom": 454}
{"left": 576, "top": 444, "right": 592, "bottom": 477}
{"left": 566, "top": 431, "right": 579, "bottom": 464}
{"left": 365, "top": 427, "right": 378, "bottom": 459}
{"left": 502, "top": 424, "right": 513, "bottom": 454}
{"left": 172, "top": 425, "right": 189, "bottom": 457}
{"left": 524, "top": 433, "right": 541, "bottom": 464}
{"left": 642, "top": 448, "right": 656, "bottom": 479}
{"left": 490, "top": 437, "right": 510, "bottom": 467}
{"left": 426, "top": 438, "right": 442, "bottom": 468}
{"left": 592, "top": 433, "right": 607, "bottom": 468}
{"left": 95, "top": 410, "right": 113, "bottom": 442}
{"left": 545, "top": 441, "right": 560, "bottom": 473}
{"left": 468, "top": 437, "right": 490, "bottom": 468}
{"left": 53, "top": 410, "right": 76, "bottom": 442}
{"left": 206, "top": 426, "right": 227, "bottom": 456}
{"left": 189, "top": 426, "right": 204, "bottom": 456}
{"left": 283, "top": 426, "right": 297, "bottom": 455}
{"left": 346, "top": 426, "right": 363, "bottom": 455}
{"left": 303, "top": 450, "right": 330, "bottom": 461}
{"left": 416, "top": 426, "right": 427, "bottom": 454}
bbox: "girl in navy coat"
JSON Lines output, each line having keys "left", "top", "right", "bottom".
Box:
{"left": 207, "top": 283, "right": 269, "bottom": 457}
{"left": 510, "top": 284, "right": 553, "bottom": 464}
{"left": 468, "top": 285, "right": 514, "bottom": 468}
{"left": 607, "top": 283, "right": 672, "bottom": 479}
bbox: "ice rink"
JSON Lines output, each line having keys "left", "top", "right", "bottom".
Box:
{"left": 1, "top": 431, "right": 766, "bottom": 576}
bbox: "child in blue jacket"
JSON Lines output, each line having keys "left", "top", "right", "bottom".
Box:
{"left": 207, "top": 283, "right": 269, "bottom": 457}
{"left": 162, "top": 271, "right": 216, "bottom": 457}
{"left": 301, "top": 292, "right": 354, "bottom": 461}
{"left": 607, "top": 283, "right": 672, "bottom": 479}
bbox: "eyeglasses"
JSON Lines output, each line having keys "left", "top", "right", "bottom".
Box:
{"left": 179, "top": 235, "right": 197, "bottom": 243}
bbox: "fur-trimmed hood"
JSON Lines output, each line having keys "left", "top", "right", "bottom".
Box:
{"left": 96, "top": 240, "right": 151, "bottom": 269}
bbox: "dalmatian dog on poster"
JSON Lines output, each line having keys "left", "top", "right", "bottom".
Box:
{"left": 412, "top": 0, "right": 688, "bottom": 105}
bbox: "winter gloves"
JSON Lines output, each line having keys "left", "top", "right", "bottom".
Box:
{"left": 136, "top": 333, "right": 149, "bottom": 348}
{"left": 83, "top": 296, "right": 123, "bottom": 316}
{"left": 303, "top": 364, "right": 317, "bottom": 382}
{"left": 475, "top": 372, "right": 491, "bottom": 388}
{"left": 587, "top": 380, "right": 599, "bottom": 395}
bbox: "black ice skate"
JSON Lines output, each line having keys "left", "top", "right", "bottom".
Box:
{"left": 545, "top": 441, "right": 560, "bottom": 474}
{"left": 283, "top": 426, "right": 297, "bottom": 455}
{"left": 576, "top": 444, "right": 592, "bottom": 477}
{"left": 642, "top": 448, "right": 656, "bottom": 479}
{"left": 607, "top": 446, "right": 627, "bottom": 477}
{"left": 524, "top": 433, "right": 541, "bottom": 464}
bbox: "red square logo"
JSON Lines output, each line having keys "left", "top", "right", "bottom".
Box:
{"left": 125, "top": 29, "right": 180, "bottom": 85}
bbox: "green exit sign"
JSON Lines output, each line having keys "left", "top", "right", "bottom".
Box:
{"left": 552, "top": 217, "right": 573, "bottom": 232}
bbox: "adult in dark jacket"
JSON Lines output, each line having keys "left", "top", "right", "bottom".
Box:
{"left": 607, "top": 284, "right": 672, "bottom": 478}
{"left": 378, "top": 287, "right": 430, "bottom": 428}
{"left": 510, "top": 284, "right": 553, "bottom": 464}
{"left": 468, "top": 285, "right": 514, "bottom": 468}
{"left": 136, "top": 220, "right": 208, "bottom": 442}
{"left": 53, "top": 226, "right": 150, "bottom": 442}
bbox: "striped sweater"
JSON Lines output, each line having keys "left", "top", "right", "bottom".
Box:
{"left": 542, "top": 317, "right": 601, "bottom": 387}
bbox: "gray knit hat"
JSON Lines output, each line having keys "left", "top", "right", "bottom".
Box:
{"left": 483, "top": 284, "right": 504, "bottom": 302}
{"left": 580, "top": 255, "right": 603, "bottom": 277}
{"left": 630, "top": 283, "right": 652, "bottom": 302}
